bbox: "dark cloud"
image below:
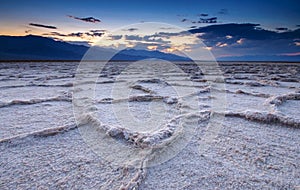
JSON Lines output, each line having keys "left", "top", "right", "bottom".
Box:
{"left": 198, "top": 13, "right": 208, "bottom": 17}
{"left": 276, "top": 27, "right": 288, "bottom": 31}
{"left": 198, "top": 17, "right": 217, "bottom": 23}
{"left": 45, "top": 32, "right": 67, "bottom": 37}
{"left": 218, "top": 8, "right": 229, "bottom": 15}
{"left": 181, "top": 17, "right": 217, "bottom": 24}
{"left": 125, "top": 35, "right": 143, "bottom": 41}
{"left": 67, "top": 15, "right": 101, "bottom": 23}
{"left": 155, "top": 31, "right": 188, "bottom": 38}
{"left": 87, "top": 30, "right": 106, "bottom": 37}
{"left": 86, "top": 32, "right": 105, "bottom": 37}
{"left": 123, "top": 28, "right": 138, "bottom": 32}
{"left": 69, "top": 32, "right": 84, "bottom": 37}
{"left": 186, "top": 23, "right": 300, "bottom": 59}
{"left": 109, "top": 35, "right": 123, "bottom": 40}
{"left": 189, "top": 23, "right": 270, "bottom": 41}
{"left": 25, "top": 30, "right": 31, "bottom": 34}
{"left": 90, "top": 29, "right": 106, "bottom": 33}
{"left": 297, "top": 25, "right": 300, "bottom": 27}
{"left": 44, "top": 30, "right": 105, "bottom": 38}
{"left": 190, "top": 26, "right": 197, "bottom": 29}
{"left": 121, "top": 22, "right": 299, "bottom": 60}
{"left": 181, "top": 19, "right": 188, "bottom": 22}
{"left": 189, "top": 23, "right": 300, "bottom": 42}
{"left": 29, "top": 23, "right": 57, "bottom": 29}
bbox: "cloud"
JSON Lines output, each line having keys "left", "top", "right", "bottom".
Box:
{"left": 155, "top": 31, "right": 189, "bottom": 38}
{"left": 123, "top": 34, "right": 170, "bottom": 44}
{"left": 159, "top": 27, "right": 174, "bottom": 30}
{"left": 198, "top": 13, "right": 208, "bottom": 17}
{"left": 198, "top": 17, "right": 217, "bottom": 23}
{"left": 294, "top": 42, "right": 300, "bottom": 46}
{"left": 106, "top": 33, "right": 174, "bottom": 50}
{"left": 44, "top": 32, "right": 67, "bottom": 37}
{"left": 280, "top": 52, "right": 300, "bottom": 56}
{"left": 112, "top": 22, "right": 300, "bottom": 60}
{"left": 109, "top": 35, "right": 123, "bottom": 40}
{"left": 189, "top": 23, "right": 300, "bottom": 41}
{"left": 123, "top": 28, "right": 138, "bottom": 32}
{"left": 236, "top": 38, "right": 245, "bottom": 44}
{"left": 29, "top": 23, "right": 57, "bottom": 29}
{"left": 66, "top": 41, "right": 91, "bottom": 47}
{"left": 86, "top": 31, "right": 105, "bottom": 37}
{"left": 275, "top": 27, "right": 288, "bottom": 31}
{"left": 152, "top": 23, "right": 300, "bottom": 50}
{"left": 68, "top": 32, "right": 84, "bottom": 37}
{"left": 216, "top": 42, "right": 228, "bottom": 47}
{"left": 181, "top": 17, "right": 218, "bottom": 24}
{"left": 218, "top": 9, "right": 229, "bottom": 15}
{"left": 144, "top": 35, "right": 171, "bottom": 43}
{"left": 67, "top": 15, "right": 101, "bottom": 23}
{"left": 90, "top": 29, "right": 106, "bottom": 33}
{"left": 181, "top": 23, "right": 300, "bottom": 59}
{"left": 125, "top": 35, "right": 143, "bottom": 41}
{"left": 43, "top": 30, "right": 105, "bottom": 38}
{"left": 189, "top": 23, "right": 272, "bottom": 41}
{"left": 181, "top": 19, "right": 188, "bottom": 22}
{"left": 128, "top": 41, "right": 170, "bottom": 51}
{"left": 226, "top": 35, "right": 233, "bottom": 39}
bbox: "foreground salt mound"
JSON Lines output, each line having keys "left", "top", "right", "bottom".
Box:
{"left": 224, "top": 110, "right": 300, "bottom": 128}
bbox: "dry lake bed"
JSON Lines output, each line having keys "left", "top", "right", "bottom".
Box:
{"left": 0, "top": 61, "right": 299, "bottom": 189}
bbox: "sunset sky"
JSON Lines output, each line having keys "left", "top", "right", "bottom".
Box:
{"left": 1, "top": 0, "right": 300, "bottom": 60}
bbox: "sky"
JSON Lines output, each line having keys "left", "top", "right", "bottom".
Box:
{"left": 0, "top": 0, "right": 300, "bottom": 60}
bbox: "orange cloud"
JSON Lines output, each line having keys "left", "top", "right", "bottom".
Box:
{"left": 165, "top": 47, "right": 175, "bottom": 53}
{"left": 203, "top": 47, "right": 212, "bottom": 51}
{"left": 147, "top": 45, "right": 158, "bottom": 50}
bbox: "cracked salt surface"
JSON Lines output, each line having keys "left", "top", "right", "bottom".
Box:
{"left": 278, "top": 100, "right": 300, "bottom": 120}
{"left": 0, "top": 102, "right": 74, "bottom": 140}
{"left": 0, "top": 86, "right": 71, "bottom": 102}
{"left": 141, "top": 117, "right": 299, "bottom": 189}
{"left": 0, "top": 61, "right": 299, "bottom": 189}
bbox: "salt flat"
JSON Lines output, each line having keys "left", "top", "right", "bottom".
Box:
{"left": 0, "top": 61, "right": 299, "bottom": 190}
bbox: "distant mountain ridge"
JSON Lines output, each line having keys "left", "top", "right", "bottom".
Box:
{"left": 0, "top": 35, "right": 190, "bottom": 61}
